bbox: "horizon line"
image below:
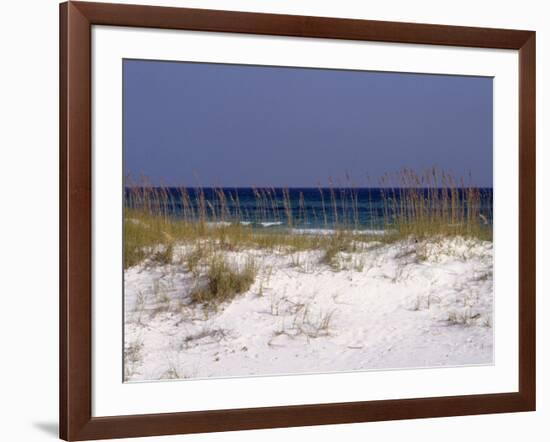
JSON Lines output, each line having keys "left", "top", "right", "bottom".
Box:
{"left": 124, "top": 185, "right": 494, "bottom": 189}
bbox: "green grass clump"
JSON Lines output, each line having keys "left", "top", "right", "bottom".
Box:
{"left": 124, "top": 209, "right": 202, "bottom": 268}
{"left": 183, "top": 244, "right": 209, "bottom": 274}
{"left": 124, "top": 215, "right": 166, "bottom": 268}
{"left": 151, "top": 243, "right": 174, "bottom": 265}
{"left": 376, "top": 168, "right": 493, "bottom": 242}
{"left": 190, "top": 255, "right": 257, "bottom": 306}
{"left": 320, "top": 232, "right": 356, "bottom": 269}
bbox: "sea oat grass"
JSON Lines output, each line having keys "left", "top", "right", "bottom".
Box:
{"left": 190, "top": 255, "right": 258, "bottom": 306}
{"left": 124, "top": 168, "right": 492, "bottom": 268}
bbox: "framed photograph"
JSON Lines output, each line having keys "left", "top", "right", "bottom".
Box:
{"left": 60, "top": 1, "right": 536, "bottom": 440}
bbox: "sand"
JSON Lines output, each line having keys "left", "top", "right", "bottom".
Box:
{"left": 124, "top": 236, "right": 493, "bottom": 382}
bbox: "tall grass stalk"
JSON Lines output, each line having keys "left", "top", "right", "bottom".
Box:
{"left": 124, "top": 168, "right": 492, "bottom": 268}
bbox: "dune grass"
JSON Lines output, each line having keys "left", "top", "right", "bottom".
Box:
{"left": 124, "top": 168, "right": 492, "bottom": 270}
{"left": 190, "top": 254, "right": 257, "bottom": 307}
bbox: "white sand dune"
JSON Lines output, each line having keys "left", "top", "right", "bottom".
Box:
{"left": 124, "top": 236, "right": 493, "bottom": 382}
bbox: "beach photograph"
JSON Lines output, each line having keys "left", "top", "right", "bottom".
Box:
{"left": 123, "top": 60, "right": 494, "bottom": 382}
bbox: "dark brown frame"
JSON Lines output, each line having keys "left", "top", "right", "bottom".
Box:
{"left": 60, "top": 1, "right": 536, "bottom": 440}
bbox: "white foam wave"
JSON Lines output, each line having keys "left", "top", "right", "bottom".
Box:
{"left": 260, "top": 221, "right": 284, "bottom": 227}
{"left": 292, "top": 228, "right": 386, "bottom": 236}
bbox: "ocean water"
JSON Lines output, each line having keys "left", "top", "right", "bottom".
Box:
{"left": 125, "top": 187, "right": 493, "bottom": 231}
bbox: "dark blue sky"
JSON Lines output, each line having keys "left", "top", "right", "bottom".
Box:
{"left": 124, "top": 59, "right": 493, "bottom": 187}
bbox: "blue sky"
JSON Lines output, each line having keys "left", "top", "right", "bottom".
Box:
{"left": 124, "top": 59, "right": 493, "bottom": 187}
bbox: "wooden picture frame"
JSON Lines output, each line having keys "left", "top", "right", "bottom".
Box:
{"left": 60, "top": 1, "right": 536, "bottom": 440}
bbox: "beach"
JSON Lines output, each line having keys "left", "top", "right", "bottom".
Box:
{"left": 124, "top": 233, "right": 493, "bottom": 381}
